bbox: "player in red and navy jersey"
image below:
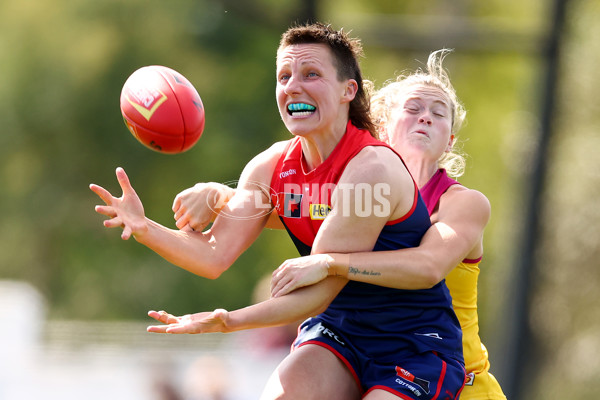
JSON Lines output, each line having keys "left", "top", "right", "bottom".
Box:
{"left": 93, "top": 23, "right": 465, "bottom": 399}
{"left": 266, "top": 50, "right": 506, "bottom": 400}
{"left": 264, "top": 120, "right": 465, "bottom": 398}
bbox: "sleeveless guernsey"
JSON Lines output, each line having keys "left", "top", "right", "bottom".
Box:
{"left": 270, "top": 123, "right": 464, "bottom": 361}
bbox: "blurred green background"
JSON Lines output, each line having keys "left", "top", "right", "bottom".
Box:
{"left": 1, "top": 0, "right": 599, "bottom": 399}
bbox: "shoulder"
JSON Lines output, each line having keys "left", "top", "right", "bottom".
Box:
{"left": 341, "top": 145, "right": 412, "bottom": 194}
{"left": 340, "top": 145, "right": 415, "bottom": 220}
{"left": 445, "top": 185, "right": 490, "bottom": 208}
{"left": 345, "top": 145, "right": 406, "bottom": 179}
{"left": 441, "top": 185, "right": 491, "bottom": 220}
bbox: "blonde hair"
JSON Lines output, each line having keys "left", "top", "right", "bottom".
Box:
{"left": 370, "top": 49, "right": 467, "bottom": 177}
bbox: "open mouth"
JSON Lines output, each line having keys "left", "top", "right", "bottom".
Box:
{"left": 287, "top": 103, "right": 316, "bottom": 116}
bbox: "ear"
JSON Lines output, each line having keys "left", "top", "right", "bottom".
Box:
{"left": 342, "top": 79, "right": 358, "bottom": 103}
{"left": 445, "top": 134, "right": 455, "bottom": 152}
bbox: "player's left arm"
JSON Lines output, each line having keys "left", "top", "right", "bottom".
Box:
{"left": 337, "top": 186, "right": 491, "bottom": 288}
{"left": 271, "top": 186, "right": 490, "bottom": 295}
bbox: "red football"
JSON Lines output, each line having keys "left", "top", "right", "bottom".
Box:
{"left": 120, "top": 65, "right": 205, "bottom": 154}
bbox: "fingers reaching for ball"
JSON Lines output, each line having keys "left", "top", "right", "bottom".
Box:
{"left": 90, "top": 167, "right": 147, "bottom": 240}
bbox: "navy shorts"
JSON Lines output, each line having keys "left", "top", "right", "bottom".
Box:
{"left": 294, "top": 319, "right": 466, "bottom": 399}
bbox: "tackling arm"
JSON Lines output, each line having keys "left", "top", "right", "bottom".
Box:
{"left": 329, "top": 187, "right": 490, "bottom": 288}
{"left": 271, "top": 186, "right": 491, "bottom": 296}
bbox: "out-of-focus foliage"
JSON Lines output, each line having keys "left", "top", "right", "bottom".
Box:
{"left": 2, "top": 1, "right": 600, "bottom": 398}
{"left": 0, "top": 0, "right": 302, "bottom": 318}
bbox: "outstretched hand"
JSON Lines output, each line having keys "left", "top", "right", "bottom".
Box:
{"left": 270, "top": 254, "right": 332, "bottom": 297}
{"left": 89, "top": 167, "right": 146, "bottom": 240}
{"left": 147, "top": 309, "right": 230, "bottom": 334}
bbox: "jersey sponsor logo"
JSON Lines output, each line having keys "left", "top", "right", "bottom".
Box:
{"left": 273, "top": 183, "right": 334, "bottom": 219}
{"left": 395, "top": 366, "right": 431, "bottom": 395}
{"left": 394, "top": 378, "right": 424, "bottom": 397}
{"left": 465, "top": 372, "right": 475, "bottom": 386}
{"left": 309, "top": 203, "right": 331, "bottom": 220}
{"left": 279, "top": 168, "right": 297, "bottom": 179}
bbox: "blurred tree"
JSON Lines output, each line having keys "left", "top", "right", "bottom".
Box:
{"left": 522, "top": 0, "right": 600, "bottom": 398}
{"left": 0, "top": 0, "right": 298, "bottom": 319}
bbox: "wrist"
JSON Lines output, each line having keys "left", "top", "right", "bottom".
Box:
{"left": 131, "top": 217, "right": 151, "bottom": 242}
{"left": 210, "top": 183, "right": 236, "bottom": 213}
{"left": 326, "top": 253, "right": 350, "bottom": 278}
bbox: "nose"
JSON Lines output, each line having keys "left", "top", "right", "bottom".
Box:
{"left": 418, "top": 112, "right": 432, "bottom": 126}
{"left": 283, "top": 75, "right": 301, "bottom": 96}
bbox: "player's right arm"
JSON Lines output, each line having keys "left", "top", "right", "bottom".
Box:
{"left": 90, "top": 141, "right": 287, "bottom": 279}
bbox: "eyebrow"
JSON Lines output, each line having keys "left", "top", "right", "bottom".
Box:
{"left": 405, "top": 97, "right": 449, "bottom": 107}
{"left": 277, "top": 58, "right": 321, "bottom": 70}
